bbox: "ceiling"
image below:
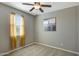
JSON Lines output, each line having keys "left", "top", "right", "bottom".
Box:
{"left": 2, "top": 2, "right": 79, "bottom": 15}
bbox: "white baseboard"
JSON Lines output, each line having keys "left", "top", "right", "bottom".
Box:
{"left": 24, "top": 42, "right": 35, "bottom": 48}
{"left": 34, "top": 42, "right": 79, "bottom": 55}
{"left": 0, "top": 42, "right": 35, "bottom": 56}
{"left": 0, "top": 42, "right": 79, "bottom": 56}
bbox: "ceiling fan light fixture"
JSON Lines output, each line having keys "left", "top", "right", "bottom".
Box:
{"left": 34, "top": 5, "right": 41, "bottom": 9}
{"left": 22, "top": 2, "right": 51, "bottom": 12}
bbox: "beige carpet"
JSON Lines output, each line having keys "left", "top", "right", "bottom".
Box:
{"left": 5, "top": 44, "right": 77, "bottom": 56}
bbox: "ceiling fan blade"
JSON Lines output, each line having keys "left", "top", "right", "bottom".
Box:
{"left": 39, "top": 8, "right": 44, "bottom": 12}
{"left": 41, "top": 5, "right": 51, "bottom": 7}
{"left": 29, "top": 7, "right": 35, "bottom": 12}
{"left": 22, "top": 3, "right": 33, "bottom": 5}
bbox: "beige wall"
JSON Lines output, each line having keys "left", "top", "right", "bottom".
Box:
{"left": 35, "top": 6, "right": 78, "bottom": 52}
{"left": 0, "top": 3, "right": 35, "bottom": 54}
{"left": 77, "top": 6, "right": 79, "bottom": 52}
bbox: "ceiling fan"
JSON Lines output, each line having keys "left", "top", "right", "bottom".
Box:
{"left": 22, "top": 2, "right": 52, "bottom": 12}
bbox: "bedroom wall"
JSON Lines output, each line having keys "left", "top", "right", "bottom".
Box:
{"left": 35, "top": 6, "right": 78, "bottom": 52}
{"left": 77, "top": 6, "right": 79, "bottom": 52}
{"left": 0, "top": 3, "right": 35, "bottom": 54}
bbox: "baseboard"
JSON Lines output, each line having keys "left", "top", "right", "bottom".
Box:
{"left": 1, "top": 42, "right": 79, "bottom": 56}
{"left": 0, "top": 42, "right": 35, "bottom": 56}
{"left": 34, "top": 42, "right": 79, "bottom": 55}
{"left": 24, "top": 42, "right": 35, "bottom": 48}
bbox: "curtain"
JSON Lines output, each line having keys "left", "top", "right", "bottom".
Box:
{"left": 10, "top": 13, "right": 25, "bottom": 49}
{"left": 10, "top": 13, "right": 16, "bottom": 49}
{"left": 20, "top": 16, "right": 25, "bottom": 47}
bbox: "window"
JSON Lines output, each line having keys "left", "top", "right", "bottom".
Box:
{"left": 15, "top": 14, "right": 21, "bottom": 36}
{"left": 10, "top": 13, "right": 24, "bottom": 37}
{"left": 43, "top": 17, "right": 56, "bottom": 31}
